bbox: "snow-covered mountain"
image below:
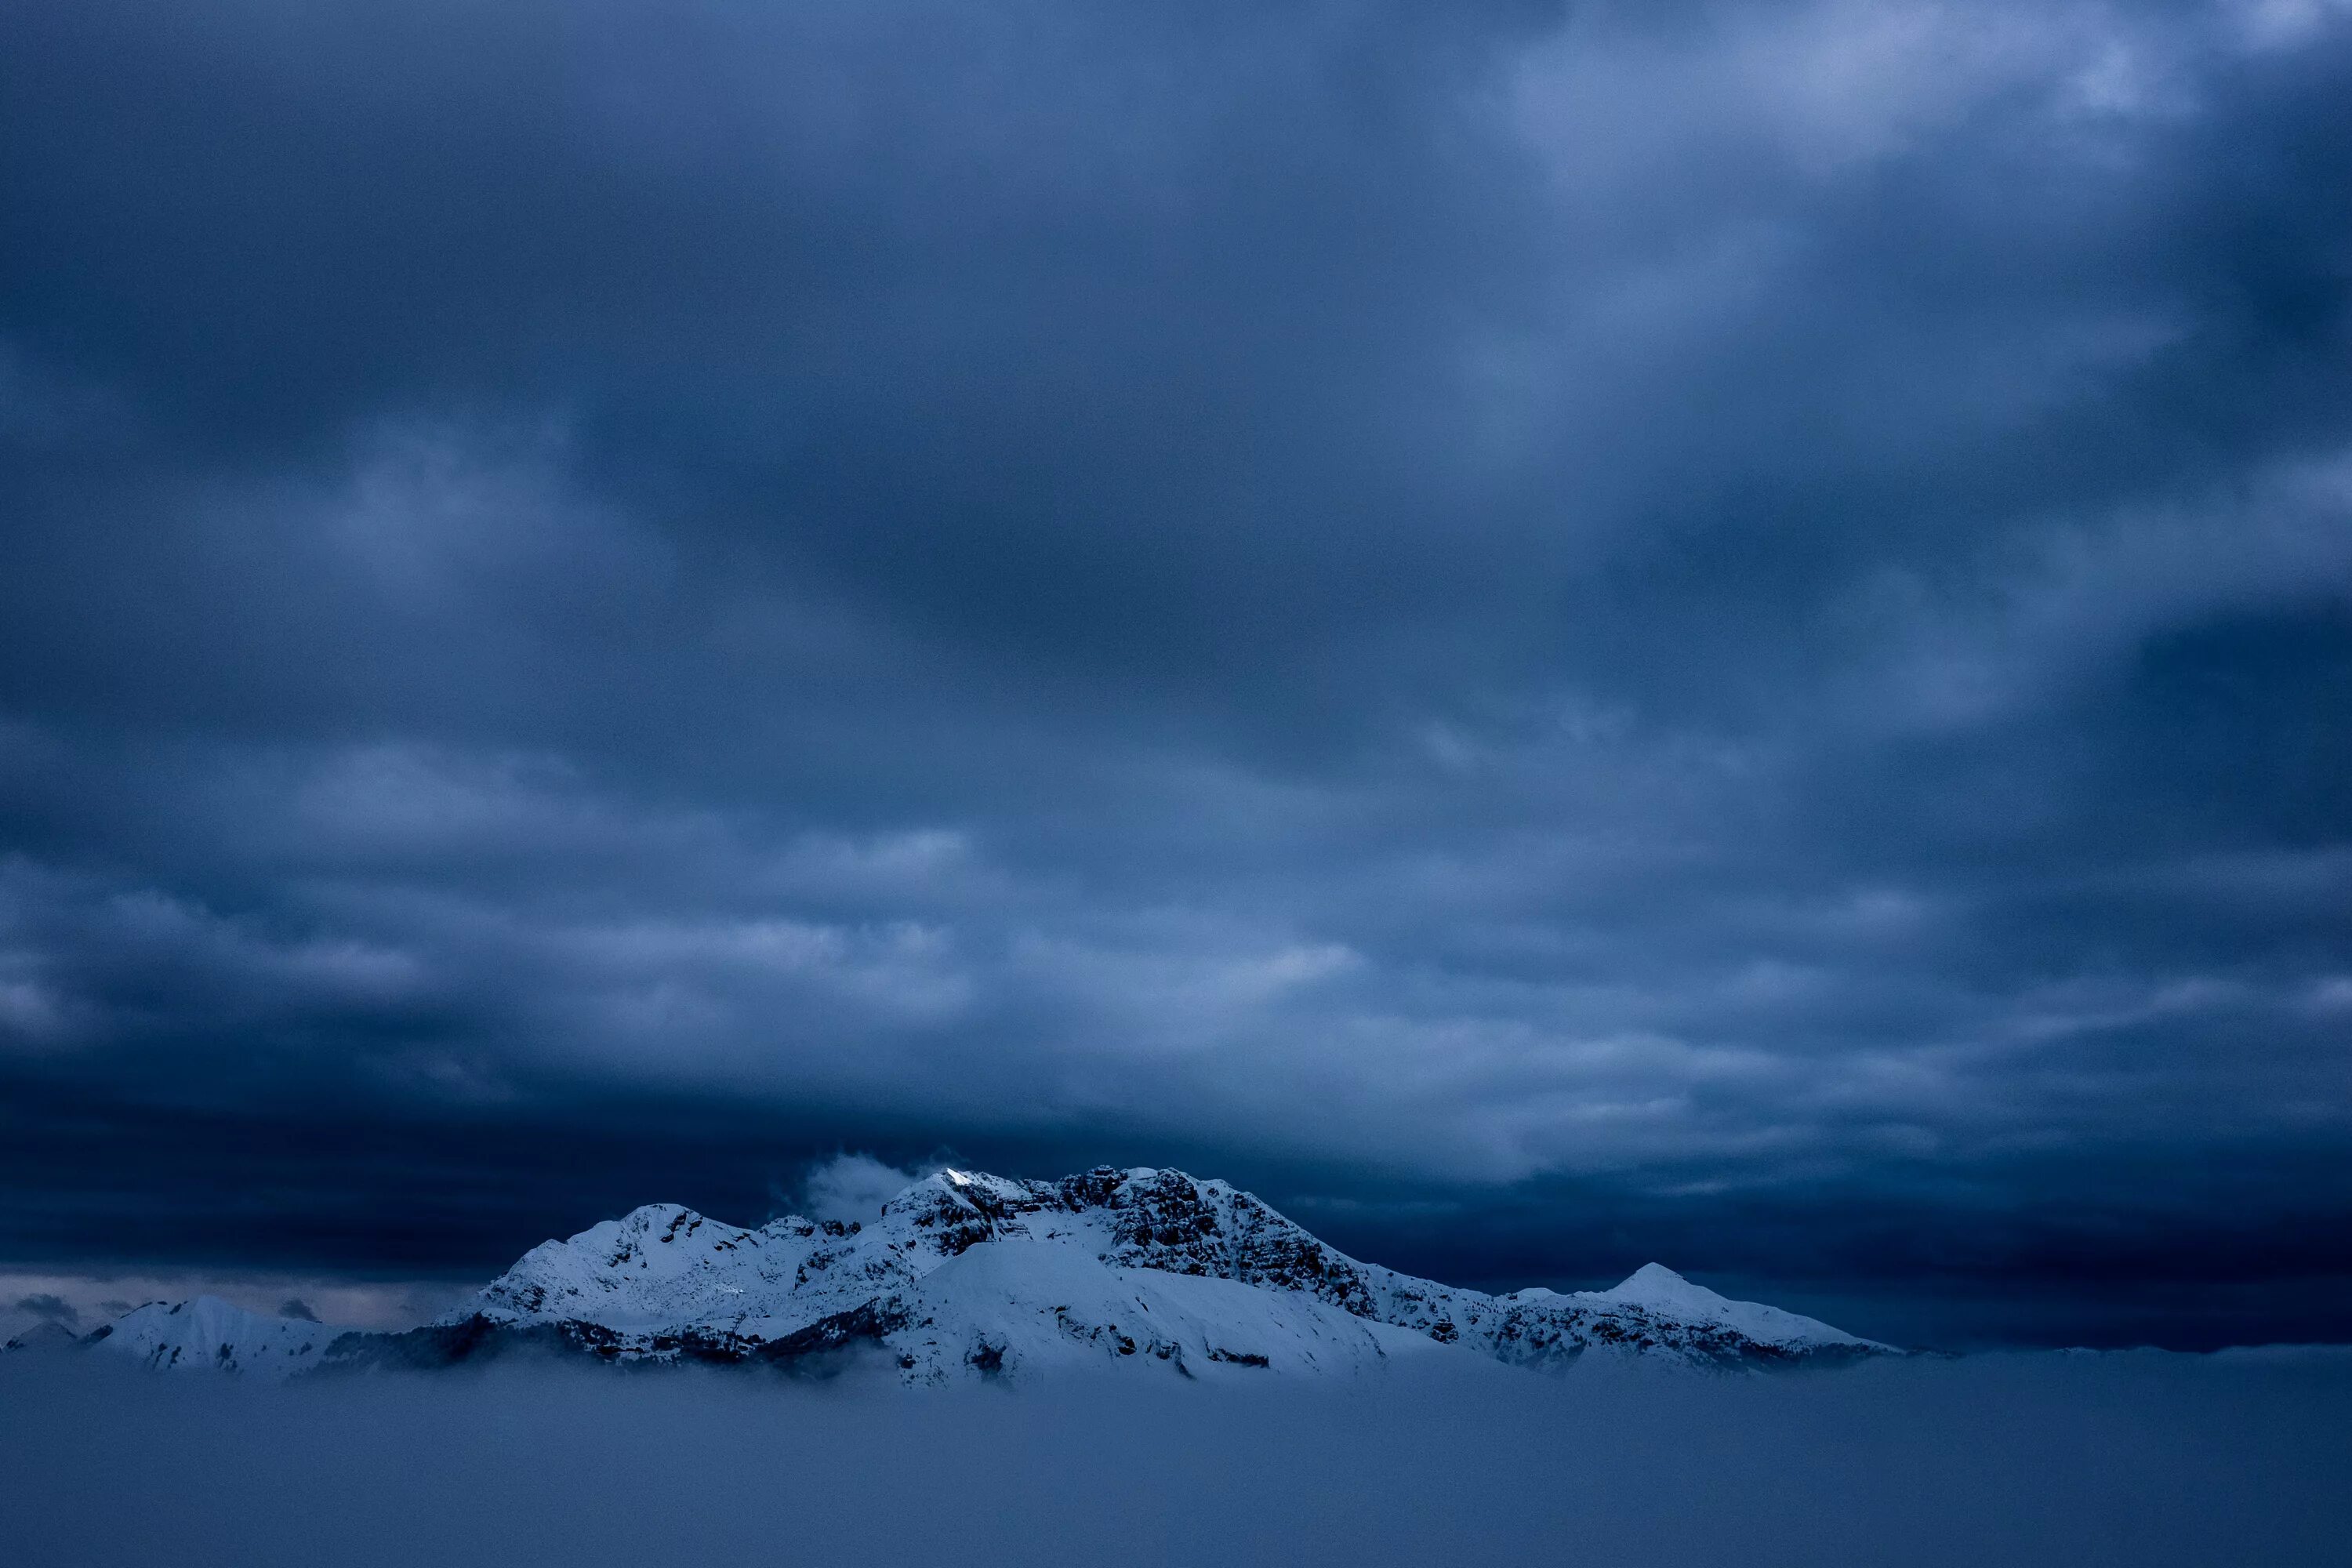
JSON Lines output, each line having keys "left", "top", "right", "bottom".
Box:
{"left": 82, "top": 1297, "right": 347, "bottom": 1375}
{"left": 43, "top": 1165, "right": 1892, "bottom": 1384}
{"left": 360, "top": 1165, "right": 1887, "bottom": 1382}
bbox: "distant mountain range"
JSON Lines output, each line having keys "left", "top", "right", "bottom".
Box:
{"left": 27, "top": 1166, "right": 1892, "bottom": 1383}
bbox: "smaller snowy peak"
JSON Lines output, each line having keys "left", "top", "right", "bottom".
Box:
{"left": 3, "top": 1319, "right": 81, "bottom": 1353}
{"left": 1592, "top": 1263, "right": 1718, "bottom": 1311}
{"left": 495, "top": 1203, "right": 750, "bottom": 1290}
{"left": 420, "top": 1181, "right": 890, "bottom": 1345}
{"left": 86, "top": 1296, "right": 348, "bottom": 1376}
{"left": 1578, "top": 1264, "right": 1879, "bottom": 1349}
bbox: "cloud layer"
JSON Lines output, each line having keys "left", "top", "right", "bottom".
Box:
{"left": 2, "top": 0, "right": 2349, "bottom": 1345}
{"left": 6, "top": 1350, "right": 2351, "bottom": 1566}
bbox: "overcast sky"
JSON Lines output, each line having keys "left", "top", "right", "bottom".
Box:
{"left": 3, "top": 0, "right": 2348, "bottom": 1350}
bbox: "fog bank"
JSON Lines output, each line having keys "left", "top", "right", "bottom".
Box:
{"left": 5, "top": 1349, "right": 2347, "bottom": 1566}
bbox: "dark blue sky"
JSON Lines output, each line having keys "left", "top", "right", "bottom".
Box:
{"left": 3, "top": 0, "right": 2349, "bottom": 1350}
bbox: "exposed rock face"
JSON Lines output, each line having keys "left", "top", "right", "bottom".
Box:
{"left": 69, "top": 1166, "right": 1893, "bottom": 1385}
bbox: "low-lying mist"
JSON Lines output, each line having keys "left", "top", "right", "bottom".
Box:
{"left": 5, "top": 1348, "right": 2347, "bottom": 1566}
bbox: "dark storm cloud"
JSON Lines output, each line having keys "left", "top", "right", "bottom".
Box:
{"left": 2, "top": 0, "right": 2349, "bottom": 1346}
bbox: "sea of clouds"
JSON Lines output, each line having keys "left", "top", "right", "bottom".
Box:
{"left": 5, "top": 1345, "right": 2347, "bottom": 1566}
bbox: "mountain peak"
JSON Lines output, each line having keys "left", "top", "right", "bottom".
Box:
{"left": 87, "top": 1294, "right": 347, "bottom": 1374}
{"left": 1606, "top": 1262, "right": 1719, "bottom": 1306}
{"left": 2, "top": 1319, "right": 80, "bottom": 1352}
{"left": 1582, "top": 1264, "right": 1875, "bottom": 1351}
